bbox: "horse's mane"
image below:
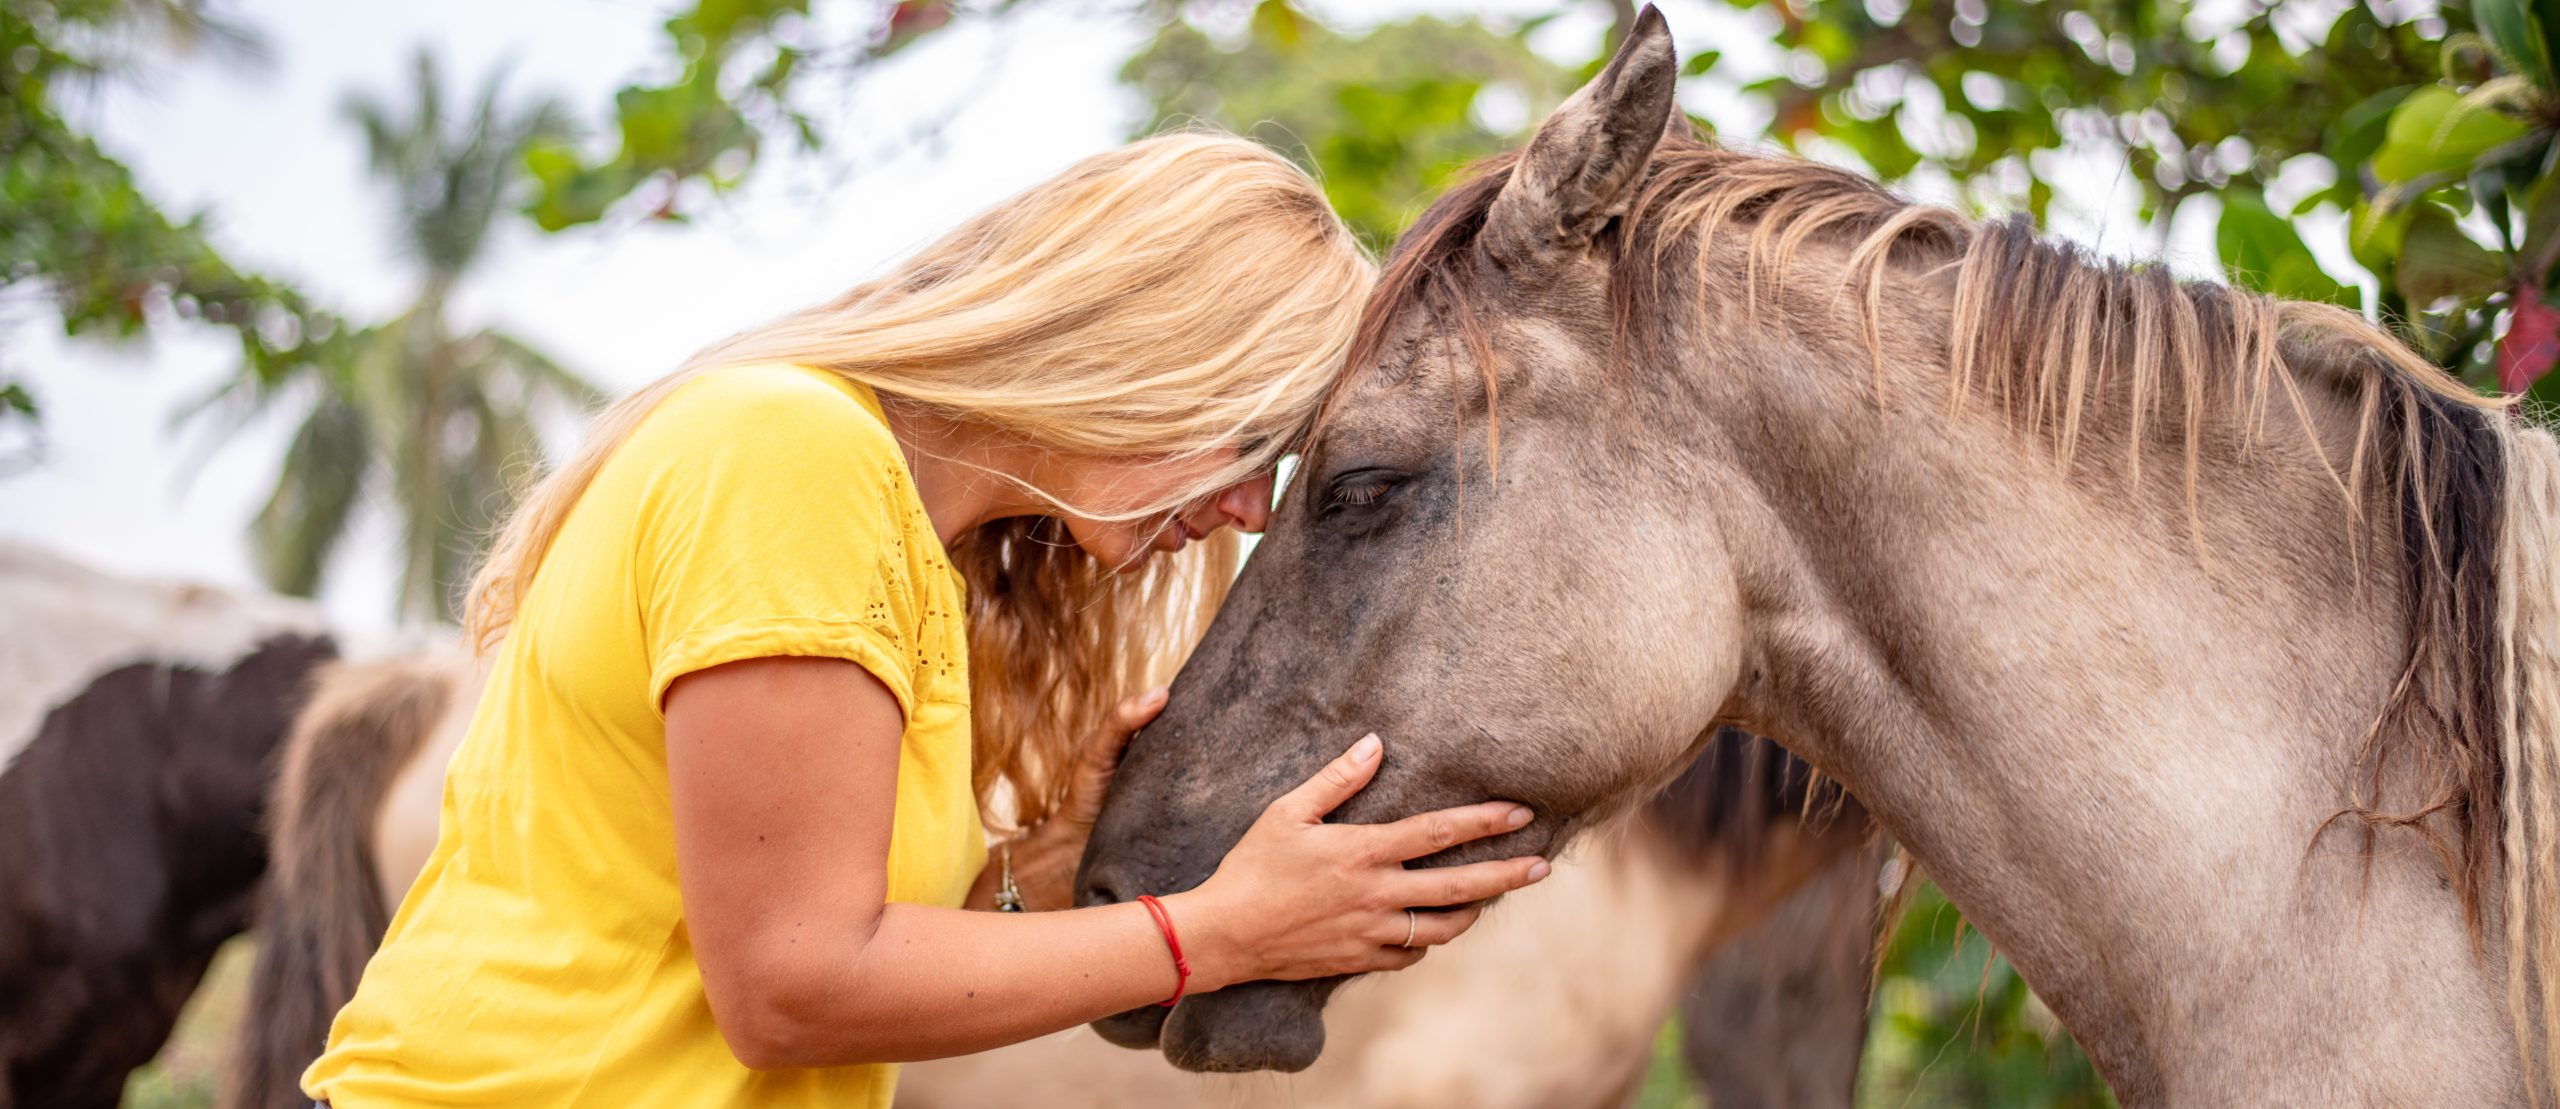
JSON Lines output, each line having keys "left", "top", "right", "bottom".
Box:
{"left": 1343, "top": 132, "right": 2560, "bottom": 1088}
{"left": 1646, "top": 727, "right": 1860, "bottom": 873}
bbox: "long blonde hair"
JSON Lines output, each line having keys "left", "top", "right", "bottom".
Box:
{"left": 465, "top": 133, "right": 1374, "bottom": 831}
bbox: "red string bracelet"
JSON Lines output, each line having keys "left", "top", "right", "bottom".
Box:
{"left": 1134, "top": 894, "right": 1191, "bottom": 1008}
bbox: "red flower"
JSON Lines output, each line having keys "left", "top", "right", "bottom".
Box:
{"left": 2499, "top": 292, "right": 2560, "bottom": 395}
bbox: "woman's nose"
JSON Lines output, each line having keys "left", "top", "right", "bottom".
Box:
{"left": 1215, "top": 475, "right": 1275, "bottom": 533}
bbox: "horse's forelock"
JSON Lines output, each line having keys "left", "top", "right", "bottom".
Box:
{"left": 1309, "top": 155, "right": 1520, "bottom": 461}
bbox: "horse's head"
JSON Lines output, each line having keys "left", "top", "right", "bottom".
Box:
{"left": 1073, "top": 10, "right": 1750, "bottom": 1072}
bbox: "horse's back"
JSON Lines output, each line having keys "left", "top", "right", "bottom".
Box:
{"left": 224, "top": 649, "right": 469, "bottom": 1109}
{"left": 0, "top": 542, "right": 333, "bottom": 1108}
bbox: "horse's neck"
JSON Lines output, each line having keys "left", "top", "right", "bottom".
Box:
{"left": 1684, "top": 327, "right": 2519, "bottom": 1104}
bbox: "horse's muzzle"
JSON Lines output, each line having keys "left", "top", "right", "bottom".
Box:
{"left": 1157, "top": 979, "right": 1334, "bottom": 1072}
{"left": 1090, "top": 1003, "right": 1167, "bottom": 1049}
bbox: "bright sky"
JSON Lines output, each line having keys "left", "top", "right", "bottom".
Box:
{"left": 0, "top": 0, "right": 2231, "bottom": 638}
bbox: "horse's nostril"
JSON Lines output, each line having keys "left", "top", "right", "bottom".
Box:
{"left": 1077, "top": 864, "right": 1131, "bottom": 909}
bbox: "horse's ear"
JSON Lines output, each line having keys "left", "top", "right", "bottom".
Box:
{"left": 1482, "top": 6, "right": 1677, "bottom": 267}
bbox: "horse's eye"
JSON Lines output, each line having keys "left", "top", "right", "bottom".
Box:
{"left": 1326, "top": 470, "right": 1399, "bottom": 511}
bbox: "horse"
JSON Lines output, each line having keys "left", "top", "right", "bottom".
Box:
{"left": 1071, "top": 9, "right": 2560, "bottom": 1106}
{"left": 228, "top": 650, "right": 1880, "bottom": 1109}
{"left": 905, "top": 759, "right": 1881, "bottom": 1109}
{"left": 0, "top": 542, "right": 333, "bottom": 1109}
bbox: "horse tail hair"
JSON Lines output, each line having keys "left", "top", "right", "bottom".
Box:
{"left": 2499, "top": 422, "right": 2560, "bottom": 1107}
{"left": 1677, "top": 839, "right": 1882, "bottom": 1109}
{"left": 222, "top": 653, "right": 460, "bottom": 1109}
{"left": 1647, "top": 727, "right": 1860, "bottom": 872}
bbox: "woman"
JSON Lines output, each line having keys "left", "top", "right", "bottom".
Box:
{"left": 301, "top": 134, "right": 1550, "bottom": 1107}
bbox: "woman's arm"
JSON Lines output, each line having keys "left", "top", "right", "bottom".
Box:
{"left": 666, "top": 656, "right": 1545, "bottom": 1070}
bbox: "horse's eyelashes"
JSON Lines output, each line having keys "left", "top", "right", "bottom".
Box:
{"left": 1324, "top": 470, "right": 1402, "bottom": 512}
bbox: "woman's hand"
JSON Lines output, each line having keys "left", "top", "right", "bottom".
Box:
{"left": 1165, "top": 733, "right": 1550, "bottom": 992}
{"left": 985, "top": 688, "right": 1167, "bottom": 911}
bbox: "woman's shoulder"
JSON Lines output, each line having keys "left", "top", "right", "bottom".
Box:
{"left": 646, "top": 363, "right": 897, "bottom": 458}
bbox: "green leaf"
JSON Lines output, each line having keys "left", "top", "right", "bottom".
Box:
{"left": 2540, "top": 0, "right": 2560, "bottom": 87}
{"left": 2397, "top": 207, "right": 2510, "bottom": 304}
{"left": 2474, "top": 164, "right": 2518, "bottom": 249}
{"left": 1250, "top": 0, "right": 1305, "bottom": 51}
{"left": 2529, "top": 345, "right": 2560, "bottom": 411}
{"left": 2325, "top": 86, "right": 2417, "bottom": 173}
{"left": 1836, "top": 115, "right": 1922, "bottom": 179}
{"left": 2478, "top": 0, "right": 2554, "bottom": 86}
{"left": 2373, "top": 85, "right": 2532, "bottom": 183}
{"left": 2218, "top": 190, "right": 2354, "bottom": 306}
{"left": 1681, "top": 49, "right": 1723, "bottom": 78}
{"left": 2353, "top": 197, "right": 2417, "bottom": 281}
{"left": 2522, "top": 177, "right": 2560, "bottom": 276}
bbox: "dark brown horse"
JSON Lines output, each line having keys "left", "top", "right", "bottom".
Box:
{"left": 0, "top": 543, "right": 332, "bottom": 1109}
{"left": 1076, "top": 9, "right": 2560, "bottom": 1105}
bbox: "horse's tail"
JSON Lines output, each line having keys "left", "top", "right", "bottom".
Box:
{"left": 222, "top": 653, "right": 460, "bottom": 1109}
{"left": 1649, "top": 729, "right": 1877, "bottom": 1108}
{"left": 1678, "top": 839, "right": 1883, "bottom": 1109}
{"left": 2498, "top": 423, "right": 2560, "bottom": 1106}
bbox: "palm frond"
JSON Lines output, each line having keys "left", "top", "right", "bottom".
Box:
{"left": 248, "top": 393, "right": 370, "bottom": 597}
{"left": 219, "top": 44, "right": 599, "bottom": 621}
{"left": 478, "top": 328, "right": 608, "bottom": 409}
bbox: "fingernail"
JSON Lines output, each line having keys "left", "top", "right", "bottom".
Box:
{"left": 1146, "top": 688, "right": 1169, "bottom": 708}
{"left": 1526, "top": 859, "right": 1551, "bottom": 882}
{"left": 1351, "top": 734, "right": 1381, "bottom": 762}
{"left": 1505, "top": 806, "right": 1533, "bottom": 828}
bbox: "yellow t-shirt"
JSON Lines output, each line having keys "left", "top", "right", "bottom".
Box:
{"left": 305, "top": 364, "right": 983, "bottom": 1108}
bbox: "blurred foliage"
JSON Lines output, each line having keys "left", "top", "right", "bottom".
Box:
{"left": 1122, "top": 3, "right": 1575, "bottom": 247}
{"left": 547, "top": 0, "right": 2560, "bottom": 407}
{"left": 1631, "top": 875, "right": 2111, "bottom": 1107}
{"left": 544, "top": 0, "right": 1577, "bottom": 246}
{"left": 523, "top": 0, "right": 1008, "bottom": 230}
{"left": 1756, "top": 0, "right": 2559, "bottom": 402}
{"left": 183, "top": 51, "right": 600, "bottom": 621}
{"left": 1634, "top": 1020, "right": 1706, "bottom": 1109}
{"left": 0, "top": 0, "right": 342, "bottom": 451}
{"left": 1857, "top": 878, "right": 2114, "bottom": 1108}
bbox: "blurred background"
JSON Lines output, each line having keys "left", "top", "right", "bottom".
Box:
{"left": 10, "top": 0, "right": 2553, "bottom": 1104}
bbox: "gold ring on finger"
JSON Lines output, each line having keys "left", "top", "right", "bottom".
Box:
{"left": 1401, "top": 909, "right": 1417, "bottom": 949}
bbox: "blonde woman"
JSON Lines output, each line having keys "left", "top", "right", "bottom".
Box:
{"left": 299, "top": 134, "right": 1550, "bottom": 1107}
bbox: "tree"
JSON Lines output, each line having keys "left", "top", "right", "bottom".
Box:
{"left": 1121, "top": 2, "right": 1574, "bottom": 247}
{"left": 187, "top": 51, "right": 600, "bottom": 622}
{"left": 1740, "top": 0, "right": 2560, "bottom": 403}
{"left": 0, "top": 0, "right": 342, "bottom": 459}
{"left": 1855, "top": 877, "right": 2115, "bottom": 1107}
{"left": 519, "top": 0, "right": 1566, "bottom": 241}
{"left": 522, "top": 0, "right": 1007, "bottom": 230}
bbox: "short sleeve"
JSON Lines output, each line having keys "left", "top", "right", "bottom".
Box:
{"left": 626, "top": 366, "right": 931, "bottom": 718}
